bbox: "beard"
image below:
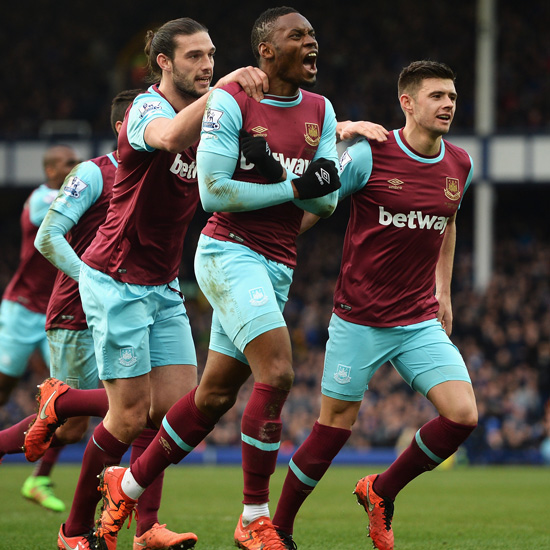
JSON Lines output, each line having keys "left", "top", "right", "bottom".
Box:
{"left": 172, "top": 68, "right": 210, "bottom": 99}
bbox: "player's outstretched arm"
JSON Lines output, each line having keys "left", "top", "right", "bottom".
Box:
{"left": 214, "top": 67, "right": 269, "bottom": 103}
{"left": 145, "top": 67, "right": 269, "bottom": 153}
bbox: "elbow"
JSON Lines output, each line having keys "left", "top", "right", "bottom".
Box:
{"left": 318, "top": 196, "right": 338, "bottom": 218}
{"left": 200, "top": 196, "right": 216, "bottom": 213}
{"left": 198, "top": 182, "right": 217, "bottom": 213}
{"left": 318, "top": 205, "right": 337, "bottom": 219}
{"left": 165, "top": 144, "right": 182, "bottom": 154}
{"left": 34, "top": 230, "right": 46, "bottom": 255}
{"left": 162, "top": 137, "right": 186, "bottom": 154}
{"left": 34, "top": 231, "right": 53, "bottom": 261}
{"left": 161, "top": 130, "right": 196, "bottom": 154}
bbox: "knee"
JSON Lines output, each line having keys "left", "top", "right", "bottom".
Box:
{"left": 447, "top": 403, "right": 478, "bottom": 427}
{"left": 196, "top": 387, "right": 238, "bottom": 419}
{"left": 106, "top": 405, "right": 148, "bottom": 440}
{"left": 259, "top": 359, "right": 294, "bottom": 391}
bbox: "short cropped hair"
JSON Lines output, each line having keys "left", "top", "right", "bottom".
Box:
{"left": 398, "top": 60, "right": 456, "bottom": 98}
{"left": 110, "top": 89, "right": 143, "bottom": 136}
{"left": 251, "top": 6, "right": 298, "bottom": 63}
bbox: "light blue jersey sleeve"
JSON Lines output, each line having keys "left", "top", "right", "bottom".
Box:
{"left": 50, "top": 160, "right": 105, "bottom": 223}
{"left": 459, "top": 154, "right": 474, "bottom": 209}
{"left": 29, "top": 184, "right": 59, "bottom": 226}
{"left": 338, "top": 139, "right": 373, "bottom": 201}
{"left": 127, "top": 88, "right": 175, "bottom": 152}
{"left": 292, "top": 96, "right": 339, "bottom": 217}
{"left": 197, "top": 88, "right": 295, "bottom": 212}
{"left": 35, "top": 159, "right": 107, "bottom": 281}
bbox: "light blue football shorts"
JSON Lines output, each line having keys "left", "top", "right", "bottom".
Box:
{"left": 322, "top": 315, "right": 471, "bottom": 401}
{"left": 0, "top": 299, "right": 50, "bottom": 377}
{"left": 79, "top": 263, "right": 197, "bottom": 381}
{"left": 47, "top": 327, "right": 99, "bottom": 389}
{"left": 194, "top": 234, "right": 293, "bottom": 364}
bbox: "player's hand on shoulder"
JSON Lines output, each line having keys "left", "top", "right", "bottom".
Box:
{"left": 214, "top": 66, "right": 269, "bottom": 102}
{"left": 239, "top": 129, "right": 284, "bottom": 182}
{"left": 337, "top": 120, "right": 389, "bottom": 143}
{"left": 292, "top": 158, "right": 341, "bottom": 200}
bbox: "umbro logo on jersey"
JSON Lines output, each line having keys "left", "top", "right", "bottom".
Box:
{"left": 388, "top": 178, "right": 404, "bottom": 190}
{"left": 251, "top": 125, "right": 268, "bottom": 137}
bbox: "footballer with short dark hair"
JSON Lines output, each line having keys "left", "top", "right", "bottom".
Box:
{"left": 273, "top": 59, "right": 477, "bottom": 550}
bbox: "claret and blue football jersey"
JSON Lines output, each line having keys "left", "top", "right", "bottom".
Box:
{"left": 334, "top": 129, "right": 474, "bottom": 327}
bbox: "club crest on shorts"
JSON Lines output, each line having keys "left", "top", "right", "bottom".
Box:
{"left": 334, "top": 364, "right": 352, "bottom": 384}
{"left": 304, "top": 123, "right": 320, "bottom": 146}
{"left": 119, "top": 347, "right": 137, "bottom": 367}
{"left": 249, "top": 287, "right": 269, "bottom": 306}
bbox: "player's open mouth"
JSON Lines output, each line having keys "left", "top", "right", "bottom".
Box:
{"left": 437, "top": 114, "right": 451, "bottom": 121}
{"left": 197, "top": 76, "right": 211, "bottom": 85}
{"left": 303, "top": 51, "right": 318, "bottom": 74}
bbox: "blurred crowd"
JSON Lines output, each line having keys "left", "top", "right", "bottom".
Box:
{"left": 2, "top": 0, "right": 550, "bottom": 138}
{"left": 2, "top": 189, "right": 549, "bottom": 465}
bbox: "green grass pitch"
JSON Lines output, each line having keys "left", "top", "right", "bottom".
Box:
{"left": 1, "top": 463, "right": 549, "bottom": 549}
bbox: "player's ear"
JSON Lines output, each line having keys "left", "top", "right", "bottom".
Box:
{"left": 258, "top": 42, "right": 274, "bottom": 61}
{"left": 399, "top": 93, "right": 413, "bottom": 115}
{"left": 157, "top": 53, "right": 172, "bottom": 72}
